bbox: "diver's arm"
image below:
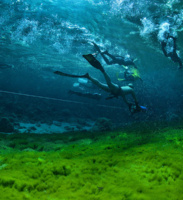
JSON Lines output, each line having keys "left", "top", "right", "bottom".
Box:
{"left": 100, "top": 52, "right": 114, "bottom": 65}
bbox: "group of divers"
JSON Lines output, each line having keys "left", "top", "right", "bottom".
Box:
{"left": 54, "top": 31, "right": 182, "bottom": 114}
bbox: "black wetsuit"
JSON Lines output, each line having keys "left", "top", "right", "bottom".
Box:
{"left": 101, "top": 51, "right": 137, "bottom": 68}
{"left": 161, "top": 36, "right": 182, "bottom": 68}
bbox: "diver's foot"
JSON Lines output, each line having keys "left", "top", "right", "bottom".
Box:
{"left": 83, "top": 73, "right": 90, "bottom": 79}
{"left": 101, "top": 50, "right": 108, "bottom": 55}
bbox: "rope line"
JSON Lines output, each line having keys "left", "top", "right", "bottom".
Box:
{"left": 0, "top": 90, "right": 122, "bottom": 109}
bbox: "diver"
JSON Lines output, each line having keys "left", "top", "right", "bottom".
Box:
{"left": 161, "top": 32, "right": 182, "bottom": 68}
{"left": 72, "top": 77, "right": 98, "bottom": 90}
{"left": 54, "top": 54, "right": 146, "bottom": 113}
{"left": 68, "top": 90, "right": 102, "bottom": 100}
{"left": 69, "top": 77, "right": 102, "bottom": 100}
{"left": 119, "top": 66, "right": 143, "bottom": 82}
{"left": 124, "top": 67, "right": 137, "bottom": 81}
{"left": 92, "top": 42, "right": 137, "bottom": 68}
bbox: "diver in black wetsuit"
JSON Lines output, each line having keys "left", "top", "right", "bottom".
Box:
{"left": 161, "top": 33, "right": 182, "bottom": 68}
{"left": 92, "top": 42, "right": 137, "bottom": 68}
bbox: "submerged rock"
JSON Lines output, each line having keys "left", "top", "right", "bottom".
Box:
{"left": 0, "top": 117, "right": 15, "bottom": 133}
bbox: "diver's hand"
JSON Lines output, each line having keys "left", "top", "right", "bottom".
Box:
{"left": 136, "top": 104, "right": 141, "bottom": 112}
{"left": 128, "top": 103, "right": 141, "bottom": 113}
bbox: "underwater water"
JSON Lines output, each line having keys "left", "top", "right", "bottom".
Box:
{"left": 0, "top": 0, "right": 183, "bottom": 199}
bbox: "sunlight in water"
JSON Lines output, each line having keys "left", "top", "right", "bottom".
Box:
{"left": 140, "top": 17, "right": 155, "bottom": 37}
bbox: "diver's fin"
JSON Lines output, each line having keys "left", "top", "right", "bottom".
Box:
{"left": 92, "top": 42, "right": 101, "bottom": 52}
{"left": 83, "top": 54, "right": 105, "bottom": 72}
{"left": 54, "top": 71, "right": 89, "bottom": 79}
{"left": 131, "top": 68, "right": 142, "bottom": 81}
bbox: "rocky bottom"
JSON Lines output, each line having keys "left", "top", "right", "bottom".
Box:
{"left": 0, "top": 122, "right": 183, "bottom": 200}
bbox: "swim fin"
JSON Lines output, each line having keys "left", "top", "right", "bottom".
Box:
{"left": 83, "top": 54, "right": 105, "bottom": 72}
{"left": 140, "top": 105, "right": 147, "bottom": 111}
{"left": 54, "top": 71, "right": 89, "bottom": 79}
{"left": 129, "top": 103, "right": 147, "bottom": 114}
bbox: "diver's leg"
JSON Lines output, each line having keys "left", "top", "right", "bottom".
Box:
{"left": 176, "top": 56, "right": 182, "bottom": 68}
{"left": 88, "top": 75, "right": 110, "bottom": 92}
{"left": 55, "top": 70, "right": 110, "bottom": 92}
{"left": 170, "top": 52, "right": 183, "bottom": 68}
{"left": 172, "top": 36, "right": 177, "bottom": 50}
{"left": 100, "top": 52, "right": 114, "bottom": 65}
{"left": 161, "top": 42, "right": 168, "bottom": 57}
{"left": 103, "top": 51, "right": 116, "bottom": 60}
{"left": 102, "top": 71, "right": 119, "bottom": 92}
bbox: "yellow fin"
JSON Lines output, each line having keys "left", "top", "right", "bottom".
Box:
{"left": 131, "top": 68, "right": 141, "bottom": 79}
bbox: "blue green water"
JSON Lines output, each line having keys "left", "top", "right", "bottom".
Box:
{"left": 1, "top": 2, "right": 183, "bottom": 199}
{"left": 0, "top": 0, "right": 183, "bottom": 130}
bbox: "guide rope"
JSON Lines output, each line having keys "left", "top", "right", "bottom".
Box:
{"left": 0, "top": 90, "right": 122, "bottom": 109}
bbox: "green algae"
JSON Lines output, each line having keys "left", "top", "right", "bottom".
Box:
{"left": 0, "top": 124, "right": 183, "bottom": 200}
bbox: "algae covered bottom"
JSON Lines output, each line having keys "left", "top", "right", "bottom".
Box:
{"left": 0, "top": 123, "right": 183, "bottom": 200}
